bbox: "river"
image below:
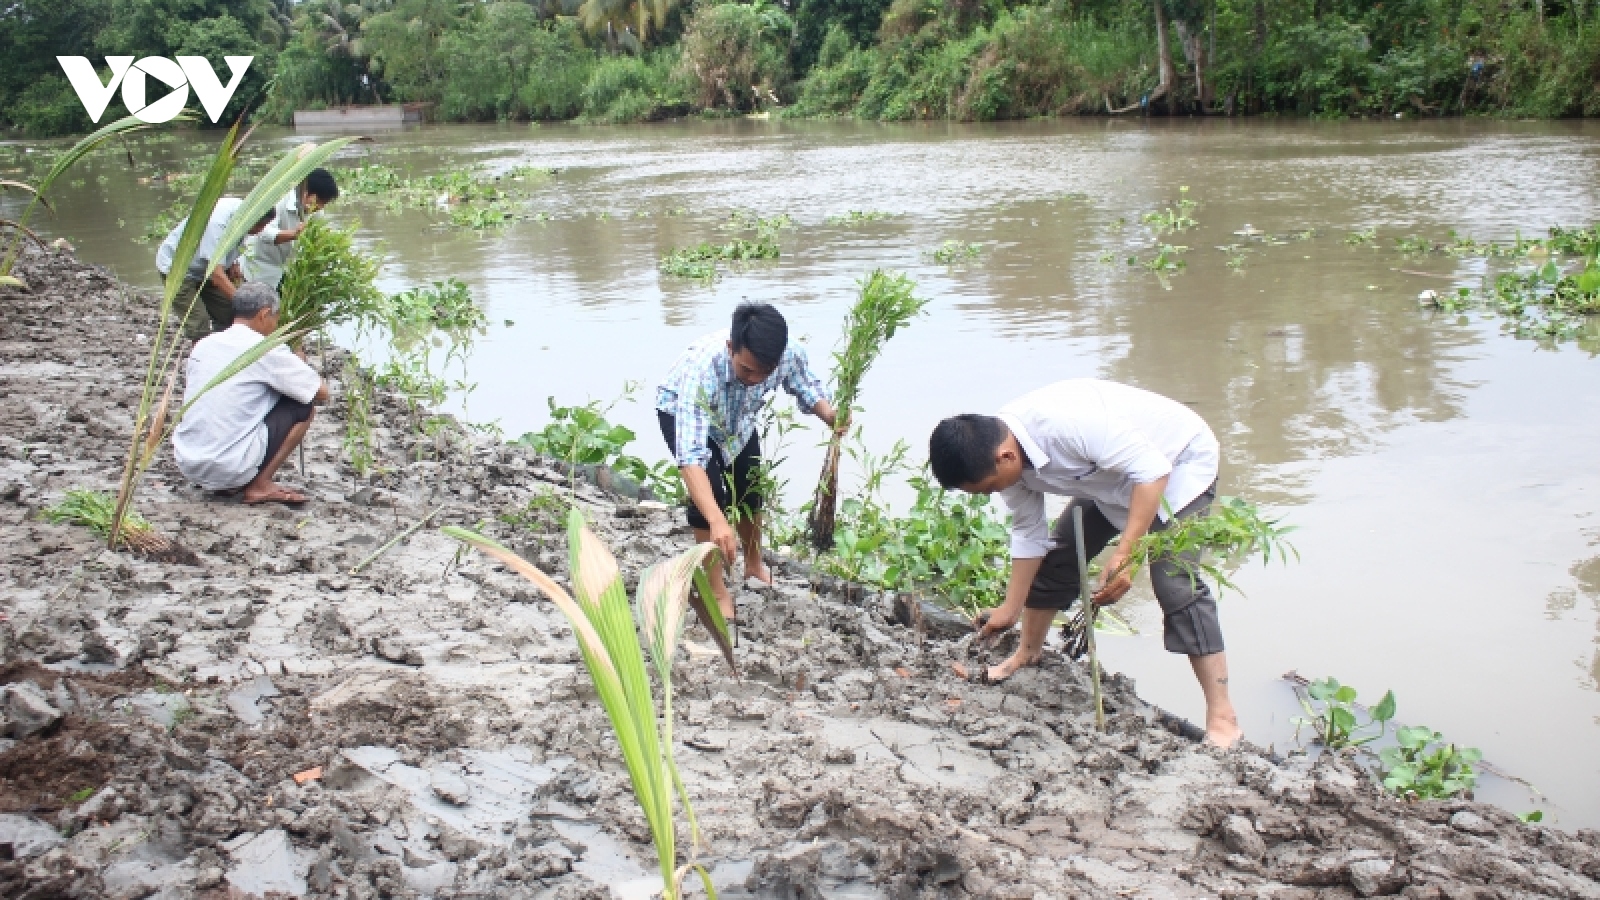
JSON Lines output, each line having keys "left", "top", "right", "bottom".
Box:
{"left": 4, "top": 118, "right": 1598, "bottom": 826}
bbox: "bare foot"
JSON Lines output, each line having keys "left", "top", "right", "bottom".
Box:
{"left": 709, "top": 582, "right": 736, "bottom": 623}
{"left": 1204, "top": 714, "right": 1243, "bottom": 749}
{"left": 745, "top": 557, "right": 772, "bottom": 586}
{"left": 985, "top": 648, "right": 1041, "bottom": 683}
{"left": 243, "top": 483, "right": 308, "bottom": 506}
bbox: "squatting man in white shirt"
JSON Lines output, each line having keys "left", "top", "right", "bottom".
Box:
{"left": 173, "top": 283, "right": 329, "bottom": 506}
{"left": 928, "top": 379, "right": 1240, "bottom": 747}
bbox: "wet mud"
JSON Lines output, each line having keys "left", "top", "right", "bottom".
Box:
{"left": 1, "top": 244, "right": 1598, "bottom": 898}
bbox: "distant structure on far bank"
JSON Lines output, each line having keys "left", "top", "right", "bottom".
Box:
{"left": 293, "top": 103, "right": 430, "bottom": 129}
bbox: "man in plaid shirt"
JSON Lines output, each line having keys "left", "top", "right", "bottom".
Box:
{"left": 657, "top": 303, "right": 841, "bottom": 620}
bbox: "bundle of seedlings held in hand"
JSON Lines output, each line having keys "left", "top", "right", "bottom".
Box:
{"left": 807, "top": 270, "right": 927, "bottom": 550}
{"left": 277, "top": 217, "right": 386, "bottom": 339}
{"left": 1060, "top": 496, "right": 1298, "bottom": 658}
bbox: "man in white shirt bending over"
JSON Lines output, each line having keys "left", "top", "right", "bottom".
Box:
{"left": 156, "top": 197, "right": 277, "bottom": 339}
{"left": 928, "top": 379, "right": 1238, "bottom": 747}
{"left": 174, "top": 283, "right": 328, "bottom": 506}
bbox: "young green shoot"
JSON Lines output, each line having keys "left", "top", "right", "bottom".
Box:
{"left": 445, "top": 511, "right": 734, "bottom": 900}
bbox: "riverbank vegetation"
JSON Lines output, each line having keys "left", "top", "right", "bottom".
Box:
{"left": 6, "top": 0, "right": 1598, "bottom": 135}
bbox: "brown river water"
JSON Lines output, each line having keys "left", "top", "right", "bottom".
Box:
{"left": 4, "top": 118, "right": 1599, "bottom": 826}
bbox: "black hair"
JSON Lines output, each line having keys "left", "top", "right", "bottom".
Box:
{"left": 928, "top": 414, "right": 1009, "bottom": 489}
{"left": 305, "top": 168, "right": 339, "bottom": 202}
{"left": 729, "top": 302, "right": 788, "bottom": 370}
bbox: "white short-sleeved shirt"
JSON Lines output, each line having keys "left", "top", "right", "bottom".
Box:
{"left": 997, "top": 379, "right": 1220, "bottom": 558}
{"left": 242, "top": 190, "right": 302, "bottom": 289}
{"left": 156, "top": 197, "right": 246, "bottom": 279}
{"left": 173, "top": 324, "right": 323, "bottom": 490}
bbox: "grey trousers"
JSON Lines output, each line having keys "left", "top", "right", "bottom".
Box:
{"left": 1025, "top": 483, "right": 1224, "bottom": 656}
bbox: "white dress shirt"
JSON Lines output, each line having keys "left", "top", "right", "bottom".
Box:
{"left": 997, "top": 379, "right": 1220, "bottom": 558}
{"left": 156, "top": 197, "right": 246, "bottom": 280}
{"left": 173, "top": 324, "right": 323, "bottom": 490}
{"left": 242, "top": 190, "right": 302, "bottom": 289}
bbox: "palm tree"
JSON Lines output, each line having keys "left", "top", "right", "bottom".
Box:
{"left": 577, "top": 0, "right": 676, "bottom": 47}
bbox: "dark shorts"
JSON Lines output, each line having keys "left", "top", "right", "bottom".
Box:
{"left": 261, "top": 395, "right": 314, "bottom": 470}
{"left": 1026, "top": 483, "right": 1225, "bottom": 657}
{"left": 657, "top": 410, "right": 762, "bottom": 530}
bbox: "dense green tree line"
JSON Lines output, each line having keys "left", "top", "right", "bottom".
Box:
{"left": 3, "top": 0, "right": 1596, "bottom": 135}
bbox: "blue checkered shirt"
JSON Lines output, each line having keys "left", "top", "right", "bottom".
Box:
{"left": 656, "top": 330, "right": 829, "bottom": 468}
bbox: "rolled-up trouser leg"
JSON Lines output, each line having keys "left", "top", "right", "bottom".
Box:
{"left": 1148, "top": 482, "right": 1225, "bottom": 656}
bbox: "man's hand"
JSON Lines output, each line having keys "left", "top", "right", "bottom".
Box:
{"left": 708, "top": 519, "right": 738, "bottom": 571}
{"left": 1092, "top": 553, "right": 1133, "bottom": 605}
{"left": 814, "top": 399, "right": 847, "bottom": 435}
{"left": 977, "top": 602, "right": 1022, "bottom": 636}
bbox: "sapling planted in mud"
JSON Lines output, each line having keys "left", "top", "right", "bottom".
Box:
{"left": 43, "top": 488, "right": 167, "bottom": 555}
{"left": 807, "top": 270, "right": 927, "bottom": 550}
{"left": 445, "top": 512, "right": 734, "bottom": 900}
{"left": 341, "top": 358, "right": 377, "bottom": 476}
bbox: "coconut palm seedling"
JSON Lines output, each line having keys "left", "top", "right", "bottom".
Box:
{"left": 806, "top": 270, "right": 927, "bottom": 551}
{"left": 2, "top": 114, "right": 171, "bottom": 287}
{"left": 445, "top": 510, "right": 735, "bottom": 900}
{"left": 43, "top": 488, "right": 169, "bottom": 555}
{"left": 106, "top": 126, "right": 359, "bottom": 549}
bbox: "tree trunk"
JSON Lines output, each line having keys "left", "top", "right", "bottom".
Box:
{"left": 1153, "top": 0, "right": 1177, "bottom": 112}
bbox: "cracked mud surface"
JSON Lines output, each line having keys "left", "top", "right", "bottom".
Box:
{"left": 1, "top": 244, "right": 1599, "bottom": 899}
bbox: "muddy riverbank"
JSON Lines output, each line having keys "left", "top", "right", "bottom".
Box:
{"left": 1, "top": 244, "right": 1598, "bottom": 899}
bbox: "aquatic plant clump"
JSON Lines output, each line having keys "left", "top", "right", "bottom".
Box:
{"left": 1380, "top": 726, "right": 1482, "bottom": 800}
{"left": 1402, "top": 224, "right": 1600, "bottom": 346}
{"left": 825, "top": 210, "right": 893, "bottom": 225}
{"left": 339, "top": 162, "right": 536, "bottom": 229}
{"left": 1142, "top": 186, "right": 1198, "bottom": 234}
{"left": 931, "top": 241, "right": 982, "bottom": 264}
{"left": 658, "top": 235, "right": 780, "bottom": 280}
